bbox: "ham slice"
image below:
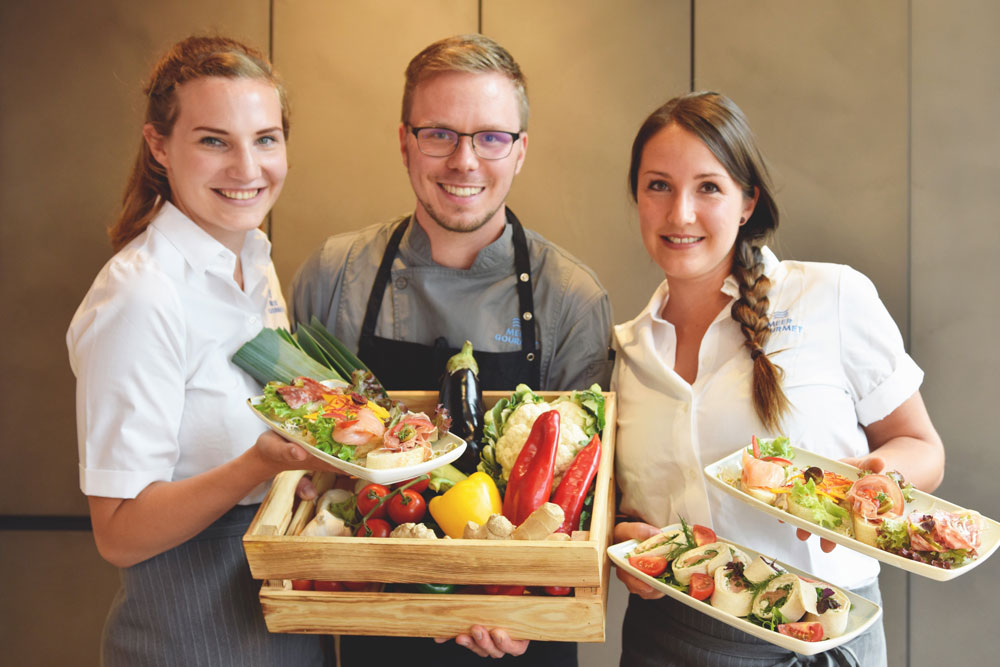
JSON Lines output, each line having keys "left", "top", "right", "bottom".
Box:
{"left": 276, "top": 376, "right": 330, "bottom": 409}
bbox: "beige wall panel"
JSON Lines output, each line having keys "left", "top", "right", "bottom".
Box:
{"left": 695, "top": 2, "right": 909, "bottom": 664}
{"left": 695, "top": 0, "right": 910, "bottom": 329}
{"left": 269, "top": 0, "right": 478, "bottom": 293}
{"left": 0, "top": 0, "right": 269, "bottom": 515}
{"left": 909, "top": 1, "right": 1000, "bottom": 663}
{"left": 0, "top": 531, "right": 120, "bottom": 666}
{"left": 483, "top": 0, "right": 688, "bottom": 323}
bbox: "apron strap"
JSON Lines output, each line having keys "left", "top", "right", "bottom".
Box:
{"left": 360, "top": 218, "right": 409, "bottom": 340}
{"left": 507, "top": 209, "right": 539, "bottom": 380}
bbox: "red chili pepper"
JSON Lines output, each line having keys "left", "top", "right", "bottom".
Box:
{"left": 751, "top": 434, "right": 760, "bottom": 458}
{"left": 483, "top": 584, "right": 526, "bottom": 596}
{"left": 551, "top": 433, "right": 601, "bottom": 534}
{"left": 502, "top": 410, "right": 561, "bottom": 525}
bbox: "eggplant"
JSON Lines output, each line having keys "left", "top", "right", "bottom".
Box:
{"left": 439, "top": 341, "right": 485, "bottom": 473}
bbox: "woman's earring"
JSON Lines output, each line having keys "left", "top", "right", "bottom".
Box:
{"left": 739, "top": 217, "right": 746, "bottom": 226}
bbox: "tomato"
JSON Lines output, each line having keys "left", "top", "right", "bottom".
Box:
{"left": 356, "top": 518, "right": 392, "bottom": 537}
{"left": 688, "top": 572, "right": 714, "bottom": 601}
{"left": 394, "top": 476, "right": 430, "bottom": 494}
{"left": 692, "top": 525, "right": 717, "bottom": 546}
{"left": 543, "top": 586, "right": 572, "bottom": 596}
{"left": 356, "top": 483, "right": 390, "bottom": 519}
{"left": 483, "top": 584, "right": 526, "bottom": 596}
{"left": 628, "top": 555, "right": 668, "bottom": 577}
{"left": 777, "top": 621, "right": 825, "bottom": 642}
{"left": 290, "top": 579, "right": 314, "bottom": 591}
{"left": 313, "top": 580, "right": 345, "bottom": 592}
{"left": 387, "top": 488, "right": 427, "bottom": 524}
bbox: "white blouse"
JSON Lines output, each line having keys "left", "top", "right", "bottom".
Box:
{"left": 68, "top": 202, "right": 288, "bottom": 504}
{"left": 612, "top": 247, "right": 923, "bottom": 588}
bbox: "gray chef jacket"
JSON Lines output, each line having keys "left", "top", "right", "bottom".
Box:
{"left": 290, "top": 214, "right": 613, "bottom": 391}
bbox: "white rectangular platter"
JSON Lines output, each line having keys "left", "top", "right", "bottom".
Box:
{"left": 608, "top": 524, "right": 882, "bottom": 656}
{"left": 248, "top": 396, "right": 465, "bottom": 485}
{"left": 704, "top": 447, "right": 1000, "bottom": 581}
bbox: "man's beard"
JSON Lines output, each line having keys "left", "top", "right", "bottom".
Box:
{"left": 418, "top": 197, "right": 503, "bottom": 234}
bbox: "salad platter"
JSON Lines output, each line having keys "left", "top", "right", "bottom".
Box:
{"left": 704, "top": 442, "right": 1000, "bottom": 581}
{"left": 608, "top": 523, "right": 882, "bottom": 655}
{"left": 248, "top": 378, "right": 465, "bottom": 485}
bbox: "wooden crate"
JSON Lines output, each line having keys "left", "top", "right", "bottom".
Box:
{"left": 243, "top": 391, "right": 616, "bottom": 641}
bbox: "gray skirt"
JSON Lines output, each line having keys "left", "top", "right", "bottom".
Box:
{"left": 101, "top": 504, "right": 332, "bottom": 667}
{"left": 620, "top": 581, "right": 886, "bottom": 667}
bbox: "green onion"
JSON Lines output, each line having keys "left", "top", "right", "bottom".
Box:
{"left": 232, "top": 328, "right": 343, "bottom": 385}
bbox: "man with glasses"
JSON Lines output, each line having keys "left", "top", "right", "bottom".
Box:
{"left": 291, "top": 36, "right": 611, "bottom": 664}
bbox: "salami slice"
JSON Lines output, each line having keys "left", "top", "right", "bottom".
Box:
{"left": 276, "top": 376, "right": 329, "bottom": 409}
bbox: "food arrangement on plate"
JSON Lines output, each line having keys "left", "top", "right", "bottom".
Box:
{"left": 705, "top": 437, "right": 1000, "bottom": 580}
{"left": 608, "top": 521, "right": 881, "bottom": 653}
{"left": 251, "top": 375, "right": 454, "bottom": 470}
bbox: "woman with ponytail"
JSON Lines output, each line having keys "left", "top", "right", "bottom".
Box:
{"left": 611, "top": 92, "right": 944, "bottom": 666}
{"left": 67, "top": 36, "right": 332, "bottom": 666}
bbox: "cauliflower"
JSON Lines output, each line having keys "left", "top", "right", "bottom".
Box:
{"left": 494, "top": 401, "right": 591, "bottom": 482}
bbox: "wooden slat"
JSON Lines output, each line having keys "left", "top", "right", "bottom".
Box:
{"left": 258, "top": 584, "right": 606, "bottom": 642}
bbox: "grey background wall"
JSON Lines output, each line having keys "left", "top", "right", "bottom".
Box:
{"left": 1, "top": 1, "right": 996, "bottom": 665}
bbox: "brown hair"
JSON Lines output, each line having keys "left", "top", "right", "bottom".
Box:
{"left": 401, "top": 34, "right": 529, "bottom": 131}
{"left": 628, "top": 91, "right": 789, "bottom": 432}
{"left": 109, "top": 36, "right": 289, "bottom": 252}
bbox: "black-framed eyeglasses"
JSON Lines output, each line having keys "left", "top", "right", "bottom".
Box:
{"left": 408, "top": 126, "right": 521, "bottom": 160}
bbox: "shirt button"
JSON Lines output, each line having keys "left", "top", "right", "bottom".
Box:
{"left": 394, "top": 277, "right": 408, "bottom": 289}
{"left": 248, "top": 315, "right": 260, "bottom": 326}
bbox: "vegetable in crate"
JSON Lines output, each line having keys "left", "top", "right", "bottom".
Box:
{"left": 428, "top": 471, "right": 502, "bottom": 538}
{"left": 502, "top": 410, "right": 560, "bottom": 526}
{"left": 438, "top": 341, "right": 485, "bottom": 473}
{"left": 551, "top": 433, "right": 602, "bottom": 533}
{"left": 481, "top": 384, "right": 604, "bottom": 491}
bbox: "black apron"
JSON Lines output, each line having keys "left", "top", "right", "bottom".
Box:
{"left": 355, "top": 210, "right": 541, "bottom": 391}
{"left": 341, "top": 211, "right": 574, "bottom": 666}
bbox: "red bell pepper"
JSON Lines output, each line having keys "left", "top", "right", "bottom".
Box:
{"left": 502, "top": 410, "right": 561, "bottom": 525}
{"left": 551, "top": 433, "right": 601, "bottom": 534}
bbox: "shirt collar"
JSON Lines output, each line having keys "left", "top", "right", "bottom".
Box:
{"left": 399, "top": 211, "right": 515, "bottom": 271}
{"left": 149, "top": 201, "right": 272, "bottom": 275}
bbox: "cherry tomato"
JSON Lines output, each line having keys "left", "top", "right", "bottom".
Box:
{"left": 313, "top": 580, "right": 345, "bottom": 592}
{"left": 394, "top": 476, "right": 430, "bottom": 494}
{"left": 543, "top": 586, "right": 572, "bottom": 596}
{"left": 692, "top": 524, "right": 717, "bottom": 547}
{"left": 290, "top": 579, "right": 314, "bottom": 591}
{"left": 628, "top": 555, "right": 668, "bottom": 577}
{"left": 688, "top": 572, "right": 714, "bottom": 601}
{"left": 483, "top": 584, "right": 526, "bottom": 596}
{"left": 777, "top": 621, "right": 825, "bottom": 642}
{"left": 356, "top": 518, "right": 392, "bottom": 538}
{"left": 387, "top": 488, "right": 427, "bottom": 524}
{"left": 356, "top": 484, "right": 390, "bottom": 519}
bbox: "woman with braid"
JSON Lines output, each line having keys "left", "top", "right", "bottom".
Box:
{"left": 611, "top": 92, "right": 944, "bottom": 666}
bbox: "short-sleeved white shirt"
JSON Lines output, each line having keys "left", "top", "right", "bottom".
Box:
{"left": 612, "top": 247, "right": 923, "bottom": 588}
{"left": 68, "top": 202, "right": 289, "bottom": 504}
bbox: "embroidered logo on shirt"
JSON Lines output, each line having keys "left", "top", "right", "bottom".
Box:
{"left": 266, "top": 291, "right": 285, "bottom": 315}
{"left": 768, "top": 310, "right": 802, "bottom": 334}
{"left": 494, "top": 317, "right": 522, "bottom": 345}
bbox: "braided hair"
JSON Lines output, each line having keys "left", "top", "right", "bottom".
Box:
{"left": 628, "top": 91, "right": 789, "bottom": 431}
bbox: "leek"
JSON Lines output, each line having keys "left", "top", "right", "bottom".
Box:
{"left": 233, "top": 328, "right": 343, "bottom": 385}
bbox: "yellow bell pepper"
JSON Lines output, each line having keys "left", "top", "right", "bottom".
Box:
{"left": 428, "top": 471, "right": 502, "bottom": 538}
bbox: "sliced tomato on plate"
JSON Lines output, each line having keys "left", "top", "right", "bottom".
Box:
{"left": 688, "top": 572, "right": 714, "bottom": 600}
{"left": 628, "top": 555, "right": 668, "bottom": 577}
{"left": 777, "top": 621, "right": 825, "bottom": 642}
{"left": 692, "top": 524, "right": 717, "bottom": 546}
